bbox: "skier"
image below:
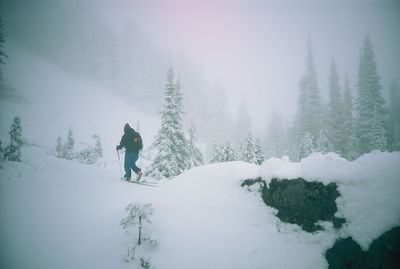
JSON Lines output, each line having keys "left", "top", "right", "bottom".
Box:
{"left": 116, "top": 123, "right": 143, "bottom": 181}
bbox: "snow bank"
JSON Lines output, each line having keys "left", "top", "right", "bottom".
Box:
{"left": 1, "top": 147, "right": 399, "bottom": 269}
{"left": 259, "top": 151, "right": 400, "bottom": 250}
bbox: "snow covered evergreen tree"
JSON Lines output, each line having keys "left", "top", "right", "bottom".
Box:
{"left": 64, "top": 127, "right": 75, "bottom": 160}
{"left": 4, "top": 116, "right": 23, "bottom": 162}
{"left": 0, "top": 140, "right": 4, "bottom": 161}
{"left": 294, "top": 39, "right": 322, "bottom": 159}
{"left": 254, "top": 138, "right": 265, "bottom": 165}
{"left": 327, "top": 59, "right": 343, "bottom": 153}
{"left": 187, "top": 123, "right": 204, "bottom": 169}
{"left": 240, "top": 133, "right": 258, "bottom": 164}
{"left": 209, "top": 143, "right": 223, "bottom": 164}
{"left": 146, "top": 66, "right": 189, "bottom": 179}
{"left": 388, "top": 81, "right": 400, "bottom": 151}
{"left": 356, "top": 35, "right": 387, "bottom": 153}
{"left": 93, "top": 134, "right": 103, "bottom": 158}
{"left": 341, "top": 75, "right": 360, "bottom": 159}
{"left": 0, "top": 17, "right": 8, "bottom": 81}
{"left": 316, "top": 105, "right": 333, "bottom": 153}
{"left": 210, "top": 142, "right": 237, "bottom": 163}
{"left": 56, "top": 136, "right": 63, "bottom": 158}
{"left": 299, "top": 133, "right": 315, "bottom": 159}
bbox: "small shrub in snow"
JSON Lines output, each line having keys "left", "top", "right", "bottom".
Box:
{"left": 140, "top": 257, "right": 155, "bottom": 269}
{"left": 120, "top": 203, "right": 154, "bottom": 246}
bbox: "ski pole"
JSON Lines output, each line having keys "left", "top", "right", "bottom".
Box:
{"left": 117, "top": 150, "right": 123, "bottom": 179}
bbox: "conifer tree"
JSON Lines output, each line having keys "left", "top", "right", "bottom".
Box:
{"left": 187, "top": 123, "right": 204, "bottom": 168}
{"left": 0, "top": 140, "right": 4, "bottom": 161}
{"left": 327, "top": 59, "right": 343, "bottom": 153}
{"left": 240, "top": 133, "right": 258, "bottom": 164}
{"left": 356, "top": 35, "right": 387, "bottom": 153}
{"left": 64, "top": 127, "right": 75, "bottom": 160}
{"left": 56, "top": 136, "right": 63, "bottom": 158}
{"left": 93, "top": 134, "right": 103, "bottom": 158}
{"left": 146, "top": 66, "right": 189, "bottom": 179}
{"left": 220, "top": 142, "right": 237, "bottom": 162}
{"left": 0, "top": 17, "right": 8, "bottom": 81}
{"left": 388, "top": 81, "right": 400, "bottom": 151}
{"left": 341, "top": 75, "right": 360, "bottom": 159}
{"left": 254, "top": 138, "right": 265, "bottom": 165}
{"left": 210, "top": 143, "right": 223, "bottom": 164}
{"left": 294, "top": 39, "right": 322, "bottom": 159}
{"left": 4, "top": 116, "right": 23, "bottom": 162}
{"left": 210, "top": 142, "right": 237, "bottom": 163}
{"left": 299, "top": 133, "right": 315, "bottom": 159}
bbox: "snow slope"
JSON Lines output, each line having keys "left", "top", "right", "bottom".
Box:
{"left": 0, "top": 42, "right": 159, "bottom": 161}
{"left": 1, "top": 147, "right": 399, "bottom": 269}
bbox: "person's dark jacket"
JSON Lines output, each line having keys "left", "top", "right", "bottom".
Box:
{"left": 116, "top": 125, "right": 143, "bottom": 153}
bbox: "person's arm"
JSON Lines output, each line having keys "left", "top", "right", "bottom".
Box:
{"left": 116, "top": 135, "right": 124, "bottom": 150}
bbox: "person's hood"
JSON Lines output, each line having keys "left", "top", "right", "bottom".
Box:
{"left": 124, "top": 123, "right": 135, "bottom": 134}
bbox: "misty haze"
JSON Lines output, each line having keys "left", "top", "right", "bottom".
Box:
{"left": 0, "top": 1, "right": 399, "bottom": 269}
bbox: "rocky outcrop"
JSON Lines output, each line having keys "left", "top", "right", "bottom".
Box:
{"left": 241, "top": 177, "right": 345, "bottom": 232}
{"left": 325, "top": 227, "right": 400, "bottom": 269}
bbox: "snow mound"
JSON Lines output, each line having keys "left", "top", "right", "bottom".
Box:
{"left": 259, "top": 151, "right": 400, "bottom": 250}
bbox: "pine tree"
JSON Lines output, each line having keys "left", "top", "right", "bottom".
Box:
{"left": 327, "top": 59, "right": 343, "bottom": 153}
{"left": 93, "top": 134, "right": 103, "bottom": 158}
{"left": 4, "top": 116, "right": 23, "bottom": 162}
{"left": 56, "top": 136, "right": 63, "bottom": 158}
{"left": 0, "top": 17, "right": 8, "bottom": 81}
{"left": 221, "top": 142, "right": 237, "bottom": 162}
{"left": 254, "top": 138, "right": 265, "bottom": 165}
{"left": 294, "top": 39, "right": 322, "bottom": 159}
{"left": 240, "top": 133, "right": 258, "bottom": 164}
{"left": 146, "top": 66, "right": 189, "bottom": 179}
{"left": 187, "top": 123, "right": 204, "bottom": 169}
{"left": 388, "top": 81, "right": 400, "bottom": 151}
{"left": 210, "top": 142, "right": 237, "bottom": 163}
{"left": 341, "top": 75, "right": 360, "bottom": 159}
{"left": 210, "top": 143, "right": 223, "bottom": 163}
{"left": 0, "top": 140, "right": 4, "bottom": 161}
{"left": 299, "top": 133, "right": 315, "bottom": 159}
{"left": 64, "top": 127, "right": 75, "bottom": 160}
{"left": 356, "top": 35, "right": 387, "bottom": 154}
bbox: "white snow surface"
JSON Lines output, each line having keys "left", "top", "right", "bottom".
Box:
{"left": 1, "top": 44, "right": 400, "bottom": 269}
{"left": 1, "top": 148, "right": 399, "bottom": 269}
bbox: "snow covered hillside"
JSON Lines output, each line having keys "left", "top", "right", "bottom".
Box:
{"left": 0, "top": 43, "right": 159, "bottom": 160}
{"left": 1, "top": 146, "right": 399, "bottom": 269}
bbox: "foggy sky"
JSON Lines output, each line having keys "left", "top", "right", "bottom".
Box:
{"left": 1, "top": 0, "right": 399, "bottom": 134}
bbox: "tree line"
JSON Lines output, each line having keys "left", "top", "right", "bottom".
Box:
{"left": 267, "top": 35, "right": 400, "bottom": 161}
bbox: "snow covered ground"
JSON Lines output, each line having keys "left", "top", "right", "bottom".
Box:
{"left": 1, "top": 146, "right": 399, "bottom": 269}
{"left": 1, "top": 43, "right": 400, "bottom": 269}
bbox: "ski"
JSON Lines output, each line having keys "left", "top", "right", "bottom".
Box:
{"left": 121, "top": 179, "right": 157, "bottom": 187}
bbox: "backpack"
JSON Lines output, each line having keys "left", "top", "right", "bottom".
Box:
{"left": 132, "top": 131, "right": 143, "bottom": 151}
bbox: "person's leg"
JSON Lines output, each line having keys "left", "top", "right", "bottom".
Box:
{"left": 124, "top": 152, "right": 133, "bottom": 180}
{"left": 130, "top": 152, "right": 141, "bottom": 174}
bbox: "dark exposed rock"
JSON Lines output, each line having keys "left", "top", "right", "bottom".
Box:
{"left": 325, "top": 227, "right": 400, "bottom": 269}
{"left": 242, "top": 177, "right": 345, "bottom": 232}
